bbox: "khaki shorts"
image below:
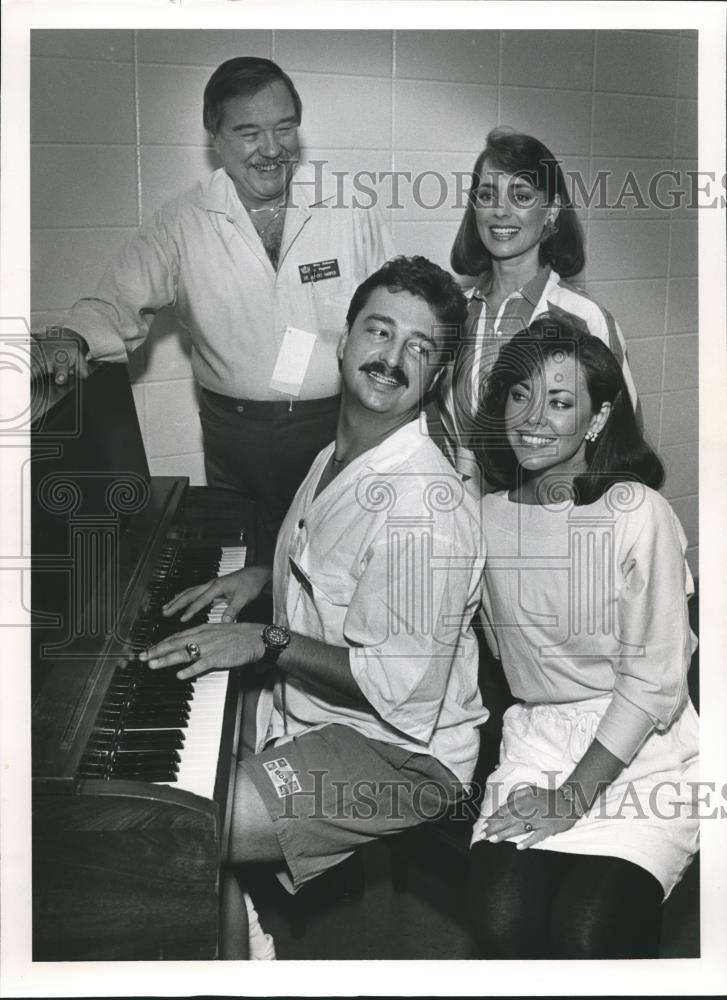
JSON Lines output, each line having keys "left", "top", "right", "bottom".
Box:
{"left": 239, "top": 723, "right": 463, "bottom": 892}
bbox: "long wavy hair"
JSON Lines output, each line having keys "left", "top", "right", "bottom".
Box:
{"left": 451, "top": 127, "right": 584, "bottom": 280}
{"left": 477, "top": 315, "right": 664, "bottom": 504}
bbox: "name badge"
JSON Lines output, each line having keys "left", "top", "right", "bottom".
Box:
{"left": 299, "top": 259, "right": 341, "bottom": 283}
{"left": 269, "top": 326, "right": 317, "bottom": 396}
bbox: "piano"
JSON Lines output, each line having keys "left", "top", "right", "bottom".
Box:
{"left": 31, "top": 361, "right": 260, "bottom": 961}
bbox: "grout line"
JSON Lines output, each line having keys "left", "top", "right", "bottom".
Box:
{"left": 586, "top": 29, "right": 598, "bottom": 250}
{"left": 390, "top": 31, "right": 396, "bottom": 182}
{"left": 33, "top": 226, "right": 139, "bottom": 234}
{"left": 496, "top": 30, "right": 503, "bottom": 123}
{"left": 132, "top": 31, "right": 142, "bottom": 227}
{"left": 658, "top": 41, "right": 684, "bottom": 453}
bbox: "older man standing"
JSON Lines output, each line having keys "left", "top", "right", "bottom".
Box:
{"left": 38, "top": 57, "right": 394, "bottom": 559}
{"left": 142, "top": 256, "right": 487, "bottom": 958}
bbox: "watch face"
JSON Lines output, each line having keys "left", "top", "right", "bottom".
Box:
{"left": 263, "top": 624, "right": 290, "bottom": 650}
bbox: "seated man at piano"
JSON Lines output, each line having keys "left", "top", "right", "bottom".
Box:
{"left": 141, "top": 256, "right": 488, "bottom": 958}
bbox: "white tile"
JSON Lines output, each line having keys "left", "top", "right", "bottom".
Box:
{"left": 595, "top": 31, "right": 680, "bottom": 96}
{"left": 677, "top": 33, "right": 698, "bottom": 99}
{"left": 144, "top": 378, "right": 203, "bottom": 458}
{"left": 31, "top": 58, "right": 136, "bottom": 144}
{"left": 501, "top": 30, "right": 594, "bottom": 91}
{"left": 299, "top": 149, "right": 394, "bottom": 222}
{"left": 638, "top": 393, "right": 661, "bottom": 448}
{"left": 661, "top": 442, "right": 698, "bottom": 499}
{"left": 671, "top": 159, "right": 698, "bottom": 219}
{"left": 592, "top": 94, "right": 674, "bottom": 158}
{"left": 396, "top": 30, "right": 499, "bottom": 84}
{"left": 586, "top": 158, "right": 675, "bottom": 221}
{"left": 130, "top": 381, "right": 146, "bottom": 429}
{"left": 140, "top": 147, "right": 219, "bottom": 220}
{"left": 663, "top": 334, "right": 698, "bottom": 390}
{"left": 295, "top": 74, "right": 392, "bottom": 149}
{"left": 139, "top": 64, "right": 212, "bottom": 146}
{"left": 31, "top": 29, "right": 133, "bottom": 61}
{"left": 625, "top": 336, "right": 665, "bottom": 395}
{"left": 674, "top": 100, "right": 697, "bottom": 159}
{"left": 391, "top": 220, "right": 461, "bottom": 272}
{"left": 276, "top": 30, "right": 392, "bottom": 77}
{"left": 30, "top": 310, "right": 65, "bottom": 333}
{"left": 31, "top": 228, "right": 136, "bottom": 311}
{"left": 391, "top": 151, "right": 479, "bottom": 222}
{"left": 32, "top": 146, "right": 138, "bottom": 229}
{"left": 669, "top": 493, "right": 698, "bottom": 545}
{"left": 660, "top": 387, "right": 698, "bottom": 446}
{"left": 666, "top": 277, "right": 698, "bottom": 334}
{"left": 586, "top": 220, "right": 670, "bottom": 280}
{"left": 669, "top": 218, "right": 698, "bottom": 277}
{"left": 499, "top": 87, "right": 592, "bottom": 157}
{"left": 137, "top": 29, "right": 272, "bottom": 66}
{"left": 140, "top": 310, "right": 196, "bottom": 383}
{"left": 558, "top": 156, "right": 591, "bottom": 212}
{"left": 585, "top": 279, "right": 667, "bottom": 340}
{"left": 148, "top": 451, "right": 207, "bottom": 486}
{"left": 394, "top": 79, "right": 498, "bottom": 153}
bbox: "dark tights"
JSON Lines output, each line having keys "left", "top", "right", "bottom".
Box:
{"left": 469, "top": 839, "right": 664, "bottom": 959}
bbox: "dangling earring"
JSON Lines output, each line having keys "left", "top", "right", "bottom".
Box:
{"left": 541, "top": 215, "right": 559, "bottom": 240}
{"left": 585, "top": 429, "right": 599, "bottom": 443}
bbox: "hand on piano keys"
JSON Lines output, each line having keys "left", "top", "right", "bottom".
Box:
{"left": 140, "top": 622, "right": 268, "bottom": 681}
{"left": 162, "top": 564, "right": 273, "bottom": 623}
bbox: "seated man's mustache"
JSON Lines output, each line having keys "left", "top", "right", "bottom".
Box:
{"left": 360, "top": 361, "right": 409, "bottom": 387}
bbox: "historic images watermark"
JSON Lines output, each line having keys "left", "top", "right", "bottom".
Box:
{"left": 275, "top": 770, "right": 724, "bottom": 824}
{"left": 289, "top": 159, "right": 726, "bottom": 212}
{"left": 8, "top": 321, "right": 150, "bottom": 655}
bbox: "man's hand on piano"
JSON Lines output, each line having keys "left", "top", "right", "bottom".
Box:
{"left": 31, "top": 328, "right": 90, "bottom": 385}
{"left": 140, "top": 622, "right": 267, "bottom": 680}
{"left": 162, "top": 566, "right": 273, "bottom": 623}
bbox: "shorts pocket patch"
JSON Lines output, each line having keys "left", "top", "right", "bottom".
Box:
{"left": 263, "top": 757, "right": 302, "bottom": 798}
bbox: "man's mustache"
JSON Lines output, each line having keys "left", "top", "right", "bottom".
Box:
{"left": 360, "top": 361, "right": 409, "bottom": 387}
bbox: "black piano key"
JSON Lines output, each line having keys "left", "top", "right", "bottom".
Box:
{"left": 116, "top": 731, "right": 185, "bottom": 747}
{"left": 113, "top": 750, "right": 182, "bottom": 763}
{"left": 121, "top": 722, "right": 189, "bottom": 732}
{"left": 77, "top": 536, "right": 242, "bottom": 783}
{"left": 112, "top": 767, "right": 179, "bottom": 781}
{"left": 122, "top": 713, "right": 190, "bottom": 727}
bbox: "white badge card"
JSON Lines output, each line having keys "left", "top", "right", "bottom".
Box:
{"left": 269, "top": 326, "right": 317, "bottom": 396}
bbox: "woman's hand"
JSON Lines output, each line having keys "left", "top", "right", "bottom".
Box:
{"left": 480, "top": 784, "right": 579, "bottom": 850}
{"left": 162, "top": 566, "right": 272, "bottom": 623}
{"left": 139, "top": 623, "right": 266, "bottom": 680}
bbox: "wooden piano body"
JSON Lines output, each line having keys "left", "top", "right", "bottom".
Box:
{"left": 31, "top": 363, "right": 254, "bottom": 960}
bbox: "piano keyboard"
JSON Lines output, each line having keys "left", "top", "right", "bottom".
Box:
{"left": 77, "top": 542, "right": 247, "bottom": 800}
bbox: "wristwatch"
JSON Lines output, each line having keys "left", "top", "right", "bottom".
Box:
{"left": 260, "top": 623, "right": 291, "bottom": 664}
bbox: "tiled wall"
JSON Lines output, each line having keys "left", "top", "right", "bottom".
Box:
{"left": 30, "top": 28, "right": 699, "bottom": 571}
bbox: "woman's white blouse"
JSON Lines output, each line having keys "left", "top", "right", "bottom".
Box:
{"left": 479, "top": 483, "right": 696, "bottom": 764}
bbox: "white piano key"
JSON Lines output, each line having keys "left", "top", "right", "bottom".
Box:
{"left": 156, "top": 544, "right": 247, "bottom": 799}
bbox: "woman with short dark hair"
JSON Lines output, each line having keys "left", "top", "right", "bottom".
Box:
{"left": 440, "top": 128, "right": 639, "bottom": 493}
{"left": 468, "top": 317, "right": 699, "bottom": 959}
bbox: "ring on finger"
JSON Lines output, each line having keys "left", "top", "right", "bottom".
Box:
{"left": 185, "top": 641, "right": 202, "bottom": 663}
{"left": 523, "top": 822, "right": 533, "bottom": 833}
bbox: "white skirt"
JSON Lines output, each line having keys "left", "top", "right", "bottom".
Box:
{"left": 471, "top": 695, "right": 700, "bottom": 897}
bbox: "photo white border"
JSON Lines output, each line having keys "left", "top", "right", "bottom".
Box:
{"left": 2, "top": 1, "right": 725, "bottom": 996}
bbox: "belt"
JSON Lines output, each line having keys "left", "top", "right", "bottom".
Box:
{"left": 202, "top": 389, "right": 340, "bottom": 419}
